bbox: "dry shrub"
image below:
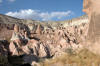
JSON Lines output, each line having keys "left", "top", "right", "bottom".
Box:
{"left": 39, "top": 48, "right": 100, "bottom": 66}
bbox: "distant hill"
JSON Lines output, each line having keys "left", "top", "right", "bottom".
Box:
{"left": 0, "top": 14, "right": 88, "bottom": 28}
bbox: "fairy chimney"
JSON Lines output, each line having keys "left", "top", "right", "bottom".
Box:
{"left": 14, "top": 24, "right": 20, "bottom": 33}
{"left": 35, "top": 24, "right": 42, "bottom": 34}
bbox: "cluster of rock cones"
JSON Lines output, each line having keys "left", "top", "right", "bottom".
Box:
{"left": 0, "top": 14, "right": 89, "bottom": 65}
{"left": 0, "top": 0, "right": 100, "bottom": 65}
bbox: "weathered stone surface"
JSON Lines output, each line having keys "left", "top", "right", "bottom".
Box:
{"left": 0, "top": 23, "right": 13, "bottom": 41}
{"left": 0, "top": 13, "right": 89, "bottom": 65}
{"left": 35, "top": 24, "right": 42, "bottom": 34}
{"left": 83, "top": 0, "right": 100, "bottom": 43}
{"left": 83, "top": 0, "right": 100, "bottom": 55}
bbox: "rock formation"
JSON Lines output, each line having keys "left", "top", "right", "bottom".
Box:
{"left": 0, "top": 14, "right": 89, "bottom": 65}
{"left": 35, "top": 24, "right": 41, "bottom": 34}
{"left": 9, "top": 21, "right": 88, "bottom": 65}
{"left": 83, "top": 0, "right": 100, "bottom": 43}
{"left": 83, "top": 0, "right": 100, "bottom": 54}
{"left": 0, "top": 0, "right": 100, "bottom": 65}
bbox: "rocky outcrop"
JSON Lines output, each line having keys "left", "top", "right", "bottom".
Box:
{"left": 0, "top": 14, "right": 89, "bottom": 65}
{"left": 0, "top": 23, "right": 13, "bottom": 41}
{"left": 9, "top": 20, "right": 88, "bottom": 65}
{"left": 83, "top": 0, "right": 100, "bottom": 55}
{"left": 35, "top": 24, "right": 43, "bottom": 34}
{"left": 83, "top": 0, "right": 100, "bottom": 43}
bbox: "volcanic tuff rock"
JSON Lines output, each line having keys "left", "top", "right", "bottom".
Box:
{"left": 0, "top": 14, "right": 89, "bottom": 65}
{"left": 83, "top": 0, "right": 100, "bottom": 54}
{"left": 83, "top": 0, "right": 100, "bottom": 42}
{"left": 0, "top": 0, "right": 100, "bottom": 65}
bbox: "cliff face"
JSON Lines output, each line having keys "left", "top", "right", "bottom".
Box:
{"left": 82, "top": 0, "right": 100, "bottom": 56}
{"left": 83, "top": 0, "right": 100, "bottom": 43}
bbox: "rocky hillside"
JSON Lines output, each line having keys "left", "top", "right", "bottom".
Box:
{"left": 0, "top": 14, "right": 89, "bottom": 66}
{"left": 0, "top": 14, "right": 88, "bottom": 40}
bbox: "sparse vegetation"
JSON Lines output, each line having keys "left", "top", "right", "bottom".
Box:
{"left": 8, "top": 55, "right": 24, "bottom": 66}
{"left": 0, "top": 55, "right": 9, "bottom": 66}
{"left": 39, "top": 48, "right": 100, "bottom": 66}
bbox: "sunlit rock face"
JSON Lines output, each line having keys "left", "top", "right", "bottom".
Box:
{"left": 9, "top": 19, "right": 89, "bottom": 56}
{"left": 0, "top": 13, "right": 89, "bottom": 65}
{"left": 83, "top": 0, "right": 100, "bottom": 43}
{"left": 83, "top": 0, "right": 100, "bottom": 55}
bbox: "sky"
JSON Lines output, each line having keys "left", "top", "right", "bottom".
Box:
{"left": 0, "top": 0, "right": 85, "bottom": 21}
